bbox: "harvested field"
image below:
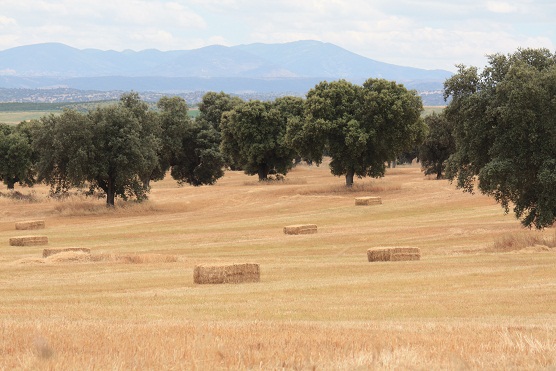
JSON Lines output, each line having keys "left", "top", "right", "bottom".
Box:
{"left": 283, "top": 224, "right": 318, "bottom": 235}
{"left": 15, "top": 220, "right": 46, "bottom": 230}
{"left": 8, "top": 235, "right": 48, "bottom": 246}
{"left": 194, "top": 263, "right": 260, "bottom": 284}
{"left": 0, "top": 161, "right": 555, "bottom": 369}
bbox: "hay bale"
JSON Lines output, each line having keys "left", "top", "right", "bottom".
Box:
{"left": 391, "top": 253, "right": 421, "bottom": 261}
{"left": 43, "top": 247, "right": 90, "bottom": 258}
{"left": 9, "top": 236, "right": 48, "bottom": 246}
{"left": 355, "top": 197, "right": 382, "bottom": 206}
{"left": 194, "top": 263, "right": 260, "bottom": 284}
{"left": 283, "top": 224, "right": 317, "bottom": 235}
{"left": 15, "top": 220, "right": 45, "bottom": 230}
{"left": 367, "top": 247, "right": 421, "bottom": 262}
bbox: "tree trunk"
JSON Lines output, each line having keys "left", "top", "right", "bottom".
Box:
{"left": 106, "top": 189, "right": 115, "bottom": 207}
{"left": 106, "top": 177, "right": 115, "bottom": 207}
{"left": 7, "top": 179, "right": 15, "bottom": 190}
{"left": 258, "top": 164, "right": 269, "bottom": 181}
{"left": 345, "top": 169, "right": 355, "bottom": 187}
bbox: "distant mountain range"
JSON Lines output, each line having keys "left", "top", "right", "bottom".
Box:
{"left": 0, "top": 41, "right": 452, "bottom": 104}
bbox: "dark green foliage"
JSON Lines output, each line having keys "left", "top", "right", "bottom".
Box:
{"left": 419, "top": 112, "right": 455, "bottom": 179}
{"left": 220, "top": 99, "right": 298, "bottom": 181}
{"left": 157, "top": 96, "right": 224, "bottom": 186}
{"left": 196, "top": 92, "right": 244, "bottom": 170}
{"left": 32, "top": 92, "right": 224, "bottom": 206}
{"left": 291, "top": 79, "right": 425, "bottom": 186}
{"left": 444, "top": 48, "right": 556, "bottom": 228}
{"left": 33, "top": 95, "right": 160, "bottom": 206}
{"left": 0, "top": 123, "right": 35, "bottom": 189}
{"left": 196, "top": 91, "right": 244, "bottom": 131}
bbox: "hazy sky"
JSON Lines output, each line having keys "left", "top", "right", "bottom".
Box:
{"left": 0, "top": 0, "right": 554, "bottom": 71}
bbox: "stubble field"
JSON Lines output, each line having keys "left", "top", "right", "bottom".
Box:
{"left": 1, "top": 161, "right": 555, "bottom": 370}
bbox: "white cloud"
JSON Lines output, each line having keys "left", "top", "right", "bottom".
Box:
{"left": 0, "top": 15, "right": 17, "bottom": 26}
{"left": 486, "top": 1, "right": 518, "bottom": 13}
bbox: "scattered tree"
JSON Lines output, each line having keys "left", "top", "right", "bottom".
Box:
{"left": 291, "top": 79, "right": 425, "bottom": 186}
{"left": 444, "top": 48, "right": 556, "bottom": 228}
{"left": 33, "top": 97, "right": 160, "bottom": 206}
{"left": 419, "top": 112, "right": 455, "bottom": 179}
{"left": 0, "top": 123, "right": 35, "bottom": 189}
{"left": 157, "top": 96, "right": 224, "bottom": 186}
{"left": 220, "top": 99, "right": 297, "bottom": 181}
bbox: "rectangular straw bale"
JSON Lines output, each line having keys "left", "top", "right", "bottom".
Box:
{"left": 283, "top": 224, "right": 317, "bottom": 235}
{"left": 355, "top": 197, "right": 382, "bottom": 206}
{"left": 43, "top": 247, "right": 91, "bottom": 258}
{"left": 194, "top": 263, "right": 260, "bottom": 284}
{"left": 15, "top": 220, "right": 45, "bottom": 230}
{"left": 391, "top": 253, "right": 421, "bottom": 261}
{"left": 9, "top": 236, "right": 48, "bottom": 246}
{"left": 367, "top": 247, "right": 420, "bottom": 262}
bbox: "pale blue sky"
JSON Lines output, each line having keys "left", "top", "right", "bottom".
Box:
{"left": 0, "top": 0, "right": 554, "bottom": 71}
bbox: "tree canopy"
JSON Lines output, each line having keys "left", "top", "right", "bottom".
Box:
{"left": 196, "top": 91, "right": 243, "bottom": 131}
{"left": 31, "top": 93, "right": 225, "bottom": 206}
{"left": 289, "top": 79, "right": 425, "bottom": 186}
{"left": 220, "top": 99, "right": 298, "bottom": 180}
{"left": 157, "top": 96, "right": 224, "bottom": 186}
{"left": 444, "top": 48, "right": 556, "bottom": 228}
{"left": 33, "top": 96, "right": 160, "bottom": 206}
{"left": 0, "top": 123, "right": 35, "bottom": 190}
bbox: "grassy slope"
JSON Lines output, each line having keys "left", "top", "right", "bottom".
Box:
{"left": 0, "top": 162, "right": 555, "bottom": 369}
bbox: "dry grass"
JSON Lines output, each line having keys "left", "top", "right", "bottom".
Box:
{"left": 111, "top": 253, "right": 179, "bottom": 264}
{"left": 488, "top": 230, "right": 556, "bottom": 252}
{"left": 1, "top": 161, "right": 556, "bottom": 369}
{"left": 300, "top": 180, "right": 402, "bottom": 195}
{"left": 51, "top": 196, "right": 161, "bottom": 217}
{"left": 43, "top": 247, "right": 91, "bottom": 258}
{"left": 1, "top": 320, "right": 555, "bottom": 370}
{"left": 243, "top": 176, "right": 308, "bottom": 186}
{"left": 9, "top": 252, "right": 178, "bottom": 265}
{"left": 0, "top": 190, "right": 39, "bottom": 202}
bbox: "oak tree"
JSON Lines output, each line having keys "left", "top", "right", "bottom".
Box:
{"left": 220, "top": 99, "right": 297, "bottom": 180}
{"left": 157, "top": 96, "right": 224, "bottom": 186}
{"left": 291, "top": 79, "right": 424, "bottom": 186}
{"left": 444, "top": 48, "right": 556, "bottom": 228}
{"left": 0, "top": 123, "right": 35, "bottom": 190}
{"left": 33, "top": 97, "right": 160, "bottom": 206}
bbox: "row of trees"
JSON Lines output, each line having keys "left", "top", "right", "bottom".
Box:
{"left": 1, "top": 48, "right": 554, "bottom": 229}
{"left": 1, "top": 94, "right": 225, "bottom": 206}
{"left": 1, "top": 78, "right": 427, "bottom": 206}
